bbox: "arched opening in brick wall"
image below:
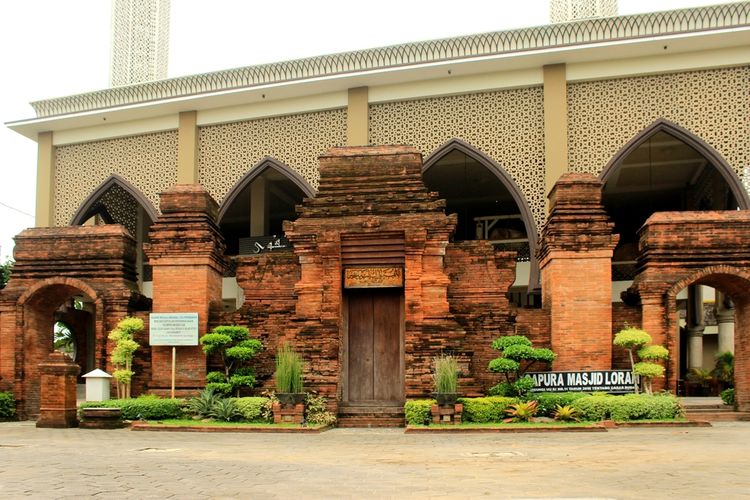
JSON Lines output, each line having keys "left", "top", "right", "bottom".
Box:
{"left": 423, "top": 139, "right": 540, "bottom": 305}
{"left": 70, "top": 175, "right": 157, "bottom": 290}
{"left": 17, "top": 279, "right": 102, "bottom": 418}
{"left": 218, "top": 157, "right": 315, "bottom": 256}
{"left": 601, "top": 119, "right": 749, "bottom": 304}
{"left": 663, "top": 270, "right": 748, "bottom": 408}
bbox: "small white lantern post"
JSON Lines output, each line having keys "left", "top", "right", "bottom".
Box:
{"left": 82, "top": 369, "right": 113, "bottom": 401}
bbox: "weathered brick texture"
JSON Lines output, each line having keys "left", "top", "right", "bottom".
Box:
{"left": 0, "top": 225, "right": 150, "bottom": 419}
{"left": 627, "top": 211, "right": 750, "bottom": 408}
{"left": 538, "top": 173, "right": 618, "bottom": 371}
{"left": 144, "top": 184, "right": 226, "bottom": 393}
{"left": 36, "top": 352, "right": 79, "bottom": 428}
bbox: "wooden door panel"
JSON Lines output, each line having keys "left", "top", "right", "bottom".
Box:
{"left": 348, "top": 293, "right": 374, "bottom": 401}
{"left": 347, "top": 289, "right": 402, "bottom": 403}
{"left": 374, "top": 292, "right": 402, "bottom": 401}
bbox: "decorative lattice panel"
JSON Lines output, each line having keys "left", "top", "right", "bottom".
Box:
{"left": 369, "top": 88, "right": 546, "bottom": 230}
{"left": 55, "top": 131, "right": 178, "bottom": 226}
{"left": 95, "top": 183, "right": 138, "bottom": 235}
{"left": 568, "top": 67, "right": 750, "bottom": 177}
{"left": 198, "top": 109, "right": 346, "bottom": 203}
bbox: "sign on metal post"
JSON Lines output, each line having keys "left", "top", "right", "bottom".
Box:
{"left": 149, "top": 313, "right": 199, "bottom": 398}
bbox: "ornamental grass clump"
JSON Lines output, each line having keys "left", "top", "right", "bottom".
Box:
{"left": 433, "top": 354, "right": 459, "bottom": 395}
{"left": 275, "top": 344, "right": 303, "bottom": 394}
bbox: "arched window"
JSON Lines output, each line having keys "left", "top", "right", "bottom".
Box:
{"left": 423, "top": 139, "right": 539, "bottom": 299}
{"left": 218, "top": 157, "right": 315, "bottom": 255}
{"left": 602, "top": 119, "right": 749, "bottom": 281}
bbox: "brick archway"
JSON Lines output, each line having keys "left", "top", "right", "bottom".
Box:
{"left": 17, "top": 278, "right": 103, "bottom": 418}
{"left": 630, "top": 212, "right": 750, "bottom": 410}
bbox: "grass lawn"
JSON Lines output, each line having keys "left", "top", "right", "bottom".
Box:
{"left": 144, "top": 419, "right": 299, "bottom": 427}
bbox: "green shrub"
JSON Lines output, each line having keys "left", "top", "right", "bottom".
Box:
{"left": 0, "top": 391, "right": 16, "bottom": 420}
{"left": 552, "top": 405, "right": 580, "bottom": 422}
{"left": 305, "top": 394, "right": 337, "bottom": 426}
{"left": 720, "top": 388, "right": 735, "bottom": 406}
{"left": 460, "top": 396, "right": 517, "bottom": 423}
{"left": 532, "top": 392, "right": 588, "bottom": 417}
{"left": 200, "top": 325, "right": 263, "bottom": 396}
{"left": 404, "top": 399, "right": 435, "bottom": 426}
{"left": 488, "top": 335, "right": 555, "bottom": 397}
{"left": 233, "top": 397, "right": 269, "bottom": 422}
{"left": 79, "top": 395, "right": 185, "bottom": 420}
{"left": 571, "top": 393, "right": 683, "bottom": 421}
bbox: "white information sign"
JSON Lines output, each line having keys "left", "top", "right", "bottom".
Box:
{"left": 149, "top": 313, "right": 199, "bottom": 346}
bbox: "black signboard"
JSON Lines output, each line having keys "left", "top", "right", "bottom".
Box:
{"left": 528, "top": 370, "right": 635, "bottom": 394}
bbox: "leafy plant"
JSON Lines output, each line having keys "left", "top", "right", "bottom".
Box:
{"left": 404, "top": 399, "right": 435, "bottom": 426}
{"left": 79, "top": 395, "right": 185, "bottom": 420}
{"left": 260, "top": 391, "right": 279, "bottom": 422}
{"left": 504, "top": 400, "right": 538, "bottom": 423}
{"left": 305, "top": 393, "right": 337, "bottom": 426}
{"left": 488, "top": 335, "right": 555, "bottom": 397}
{"left": 686, "top": 368, "right": 713, "bottom": 388}
{"left": 459, "top": 396, "right": 517, "bottom": 423}
{"left": 570, "top": 393, "right": 683, "bottom": 421}
{"left": 109, "top": 317, "right": 143, "bottom": 399}
{"left": 552, "top": 404, "right": 580, "bottom": 422}
{"left": 234, "top": 397, "right": 271, "bottom": 422}
{"left": 712, "top": 352, "right": 734, "bottom": 387}
{"left": 532, "top": 392, "right": 588, "bottom": 417}
{"left": 187, "top": 388, "right": 222, "bottom": 419}
{"left": 433, "top": 354, "right": 459, "bottom": 394}
{"left": 613, "top": 327, "right": 668, "bottom": 394}
{"left": 0, "top": 258, "right": 13, "bottom": 289}
{"left": 200, "top": 325, "right": 262, "bottom": 396}
{"left": 210, "top": 398, "right": 243, "bottom": 422}
{"left": 720, "top": 388, "right": 735, "bottom": 406}
{"left": 0, "top": 391, "right": 16, "bottom": 420}
{"left": 275, "top": 344, "right": 303, "bottom": 394}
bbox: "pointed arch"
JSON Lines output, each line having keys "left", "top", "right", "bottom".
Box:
{"left": 423, "top": 138, "right": 540, "bottom": 290}
{"left": 600, "top": 119, "right": 750, "bottom": 209}
{"left": 218, "top": 157, "right": 316, "bottom": 223}
{"left": 70, "top": 174, "right": 159, "bottom": 226}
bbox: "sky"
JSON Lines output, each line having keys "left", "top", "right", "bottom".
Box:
{"left": 0, "top": 0, "right": 732, "bottom": 260}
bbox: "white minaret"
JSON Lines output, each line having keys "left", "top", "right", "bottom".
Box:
{"left": 550, "top": 0, "right": 618, "bottom": 23}
{"left": 110, "top": 0, "right": 170, "bottom": 87}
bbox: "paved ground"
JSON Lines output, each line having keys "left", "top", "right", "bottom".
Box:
{"left": 1, "top": 422, "right": 749, "bottom": 499}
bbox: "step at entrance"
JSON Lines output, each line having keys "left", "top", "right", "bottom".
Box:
{"left": 337, "top": 404, "right": 405, "bottom": 428}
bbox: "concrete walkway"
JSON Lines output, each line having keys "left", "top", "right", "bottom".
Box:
{"left": 1, "top": 421, "right": 749, "bottom": 499}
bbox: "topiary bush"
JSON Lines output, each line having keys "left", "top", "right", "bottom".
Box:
{"left": 460, "top": 396, "right": 518, "bottom": 423}
{"left": 79, "top": 395, "right": 185, "bottom": 420}
{"left": 404, "top": 399, "right": 435, "bottom": 426}
{"left": 200, "top": 325, "right": 263, "bottom": 396}
{"left": 488, "top": 335, "right": 555, "bottom": 397}
{"left": 532, "top": 392, "right": 588, "bottom": 417}
{"left": 0, "top": 391, "right": 16, "bottom": 420}
{"left": 233, "top": 397, "right": 270, "bottom": 422}
{"left": 571, "top": 393, "right": 683, "bottom": 421}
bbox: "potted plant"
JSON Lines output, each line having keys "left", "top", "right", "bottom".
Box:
{"left": 274, "top": 344, "right": 305, "bottom": 406}
{"left": 432, "top": 354, "right": 459, "bottom": 406}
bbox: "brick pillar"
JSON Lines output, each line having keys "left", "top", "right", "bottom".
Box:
{"left": 144, "top": 185, "right": 225, "bottom": 393}
{"left": 538, "top": 173, "right": 618, "bottom": 370}
{"left": 36, "top": 352, "right": 79, "bottom": 428}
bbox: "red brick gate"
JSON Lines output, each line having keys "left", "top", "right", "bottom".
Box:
{"left": 0, "top": 226, "right": 151, "bottom": 418}
{"left": 628, "top": 211, "right": 750, "bottom": 411}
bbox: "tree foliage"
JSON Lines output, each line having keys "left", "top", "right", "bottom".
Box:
{"left": 613, "top": 326, "right": 668, "bottom": 394}
{"left": 0, "top": 258, "right": 13, "bottom": 289}
{"left": 200, "top": 325, "right": 262, "bottom": 396}
{"left": 488, "top": 335, "right": 555, "bottom": 397}
{"left": 108, "top": 317, "right": 143, "bottom": 399}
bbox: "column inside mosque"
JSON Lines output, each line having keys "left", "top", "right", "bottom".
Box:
{"left": 686, "top": 284, "right": 705, "bottom": 370}
{"left": 715, "top": 291, "right": 735, "bottom": 355}
{"left": 250, "top": 177, "right": 267, "bottom": 237}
